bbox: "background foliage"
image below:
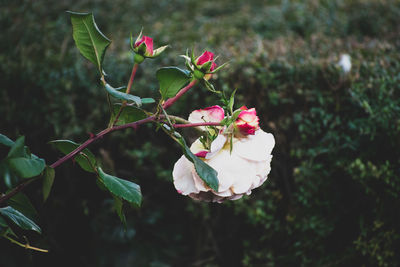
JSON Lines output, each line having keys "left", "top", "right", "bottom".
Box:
{"left": 1, "top": 0, "right": 400, "bottom": 266}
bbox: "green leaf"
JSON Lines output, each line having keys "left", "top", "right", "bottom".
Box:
{"left": 67, "top": 11, "right": 111, "bottom": 73}
{"left": 0, "top": 216, "right": 8, "bottom": 227}
{"left": 0, "top": 206, "right": 41, "bottom": 233}
{"left": 0, "top": 162, "right": 19, "bottom": 189}
{"left": 42, "top": 166, "right": 55, "bottom": 201}
{"left": 0, "top": 134, "right": 14, "bottom": 147}
{"left": 113, "top": 196, "right": 126, "bottom": 226}
{"left": 176, "top": 137, "right": 219, "bottom": 191}
{"left": 7, "top": 136, "right": 25, "bottom": 158}
{"left": 105, "top": 83, "right": 142, "bottom": 106}
{"left": 97, "top": 167, "right": 142, "bottom": 206}
{"left": 156, "top": 67, "right": 191, "bottom": 99}
{"left": 8, "top": 193, "right": 38, "bottom": 221}
{"left": 50, "top": 140, "right": 96, "bottom": 173}
{"left": 8, "top": 157, "right": 45, "bottom": 178}
{"left": 111, "top": 104, "right": 147, "bottom": 126}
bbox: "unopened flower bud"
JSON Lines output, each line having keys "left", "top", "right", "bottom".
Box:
{"left": 196, "top": 51, "right": 217, "bottom": 72}
{"left": 134, "top": 36, "right": 153, "bottom": 57}
{"left": 131, "top": 32, "right": 168, "bottom": 63}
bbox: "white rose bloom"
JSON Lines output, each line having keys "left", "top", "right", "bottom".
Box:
{"left": 173, "top": 129, "right": 275, "bottom": 202}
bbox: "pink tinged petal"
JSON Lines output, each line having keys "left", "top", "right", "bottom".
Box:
{"left": 196, "top": 51, "right": 214, "bottom": 65}
{"left": 236, "top": 122, "right": 257, "bottom": 135}
{"left": 143, "top": 36, "right": 153, "bottom": 55}
{"left": 172, "top": 156, "right": 199, "bottom": 195}
{"left": 195, "top": 151, "right": 208, "bottom": 158}
{"left": 238, "top": 108, "right": 257, "bottom": 122}
{"left": 236, "top": 108, "right": 259, "bottom": 135}
{"left": 233, "top": 129, "right": 275, "bottom": 162}
{"left": 203, "top": 105, "right": 225, "bottom": 121}
{"left": 188, "top": 105, "right": 225, "bottom": 124}
{"left": 190, "top": 139, "right": 207, "bottom": 154}
{"left": 205, "top": 134, "right": 227, "bottom": 159}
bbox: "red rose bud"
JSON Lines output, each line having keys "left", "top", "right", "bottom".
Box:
{"left": 235, "top": 106, "right": 259, "bottom": 135}
{"left": 196, "top": 51, "right": 217, "bottom": 71}
{"left": 132, "top": 32, "right": 168, "bottom": 64}
{"left": 134, "top": 36, "right": 154, "bottom": 56}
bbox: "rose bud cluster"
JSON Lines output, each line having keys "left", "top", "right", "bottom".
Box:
{"left": 173, "top": 105, "right": 275, "bottom": 202}
{"left": 131, "top": 31, "right": 168, "bottom": 64}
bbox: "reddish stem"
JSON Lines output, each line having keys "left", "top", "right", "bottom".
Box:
{"left": 162, "top": 79, "right": 198, "bottom": 110}
{"left": 172, "top": 122, "right": 221, "bottom": 128}
{"left": 0, "top": 78, "right": 200, "bottom": 204}
{"left": 126, "top": 63, "right": 139, "bottom": 95}
{"left": 50, "top": 115, "right": 155, "bottom": 169}
{"left": 112, "top": 63, "right": 139, "bottom": 126}
{"left": 0, "top": 116, "right": 156, "bottom": 205}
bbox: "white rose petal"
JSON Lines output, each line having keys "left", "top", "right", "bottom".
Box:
{"left": 172, "top": 129, "right": 275, "bottom": 202}
{"left": 173, "top": 155, "right": 199, "bottom": 195}
{"left": 233, "top": 130, "right": 275, "bottom": 161}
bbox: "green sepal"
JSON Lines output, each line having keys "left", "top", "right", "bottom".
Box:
{"left": 209, "top": 61, "right": 229, "bottom": 74}
{"left": 199, "top": 60, "right": 213, "bottom": 72}
{"left": 202, "top": 79, "right": 221, "bottom": 94}
{"left": 228, "top": 89, "right": 237, "bottom": 114}
{"left": 147, "top": 45, "right": 169, "bottom": 58}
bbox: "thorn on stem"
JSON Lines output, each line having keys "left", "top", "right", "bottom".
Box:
{"left": 88, "top": 132, "right": 96, "bottom": 138}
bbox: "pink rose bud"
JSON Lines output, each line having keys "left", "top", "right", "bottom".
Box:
{"left": 134, "top": 36, "right": 154, "bottom": 56}
{"left": 196, "top": 51, "right": 217, "bottom": 72}
{"left": 235, "top": 106, "right": 259, "bottom": 135}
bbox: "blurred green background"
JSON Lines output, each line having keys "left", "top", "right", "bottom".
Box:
{"left": 1, "top": 0, "right": 400, "bottom": 266}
